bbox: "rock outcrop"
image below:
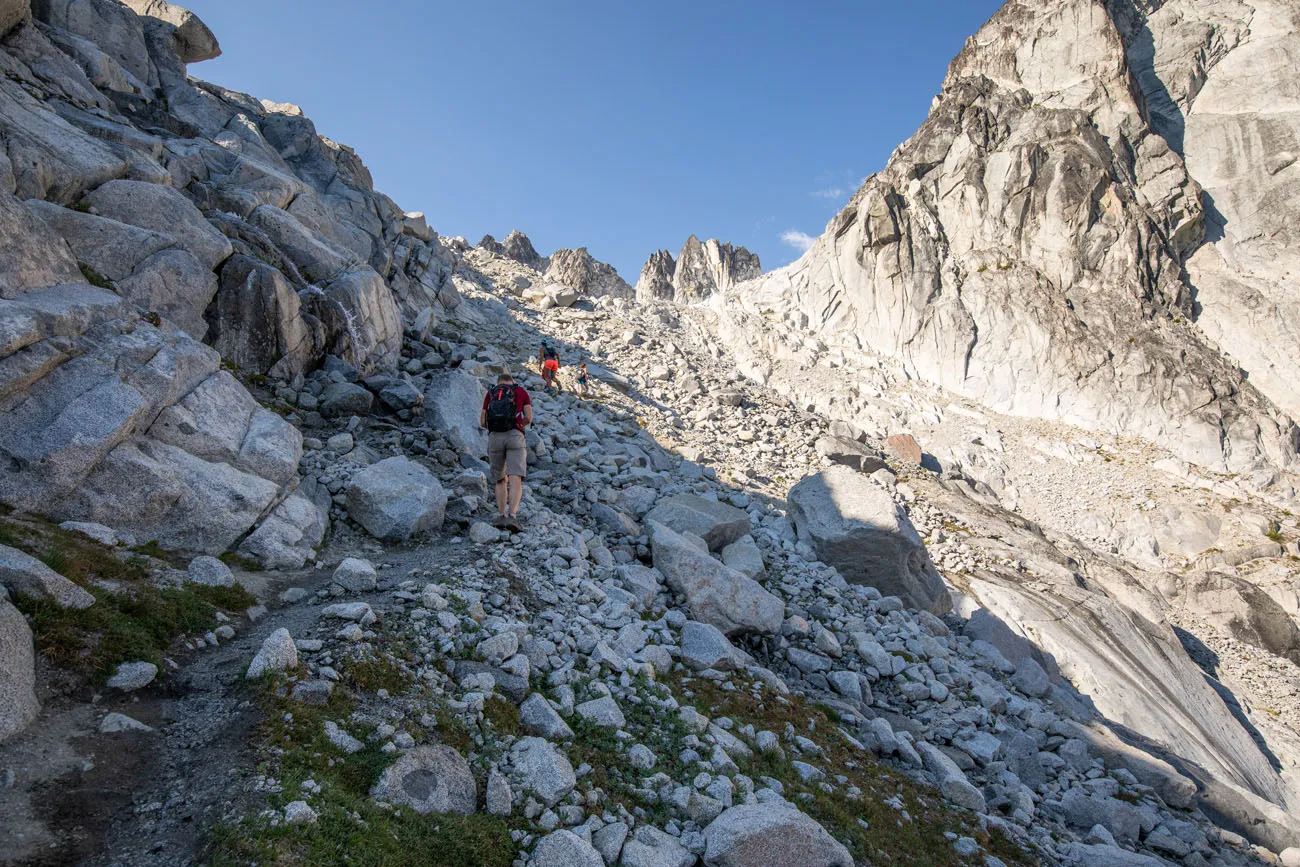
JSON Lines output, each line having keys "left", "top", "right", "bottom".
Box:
{"left": 716, "top": 0, "right": 1299, "bottom": 482}
{"left": 0, "top": 0, "right": 470, "bottom": 561}
{"left": 635, "top": 236, "right": 760, "bottom": 304}
{"left": 501, "top": 229, "right": 544, "bottom": 270}
{"left": 544, "top": 246, "right": 632, "bottom": 300}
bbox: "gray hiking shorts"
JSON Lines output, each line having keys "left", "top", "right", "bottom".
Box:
{"left": 488, "top": 429, "right": 527, "bottom": 482}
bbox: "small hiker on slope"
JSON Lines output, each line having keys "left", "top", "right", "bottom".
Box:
{"left": 539, "top": 341, "right": 560, "bottom": 393}
{"left": 480, "top": 372, "right": 532, "bottom": 529}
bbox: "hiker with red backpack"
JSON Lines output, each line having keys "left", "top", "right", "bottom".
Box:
{"left": 480, "top": 372, "right": 532, "bottom": 529}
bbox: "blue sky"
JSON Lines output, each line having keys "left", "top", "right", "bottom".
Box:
{"left": 185, "top": 0, "right": 1002, "bottom": 281}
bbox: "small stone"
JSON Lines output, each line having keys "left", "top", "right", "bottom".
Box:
{"left": 246, "top": 628, "right": 298, "bottom": 679}
{"left": 186, "top": 556, "right": 234, "bottom": 587}
{"left": 486, "top": 767, "right": 513, "bottom": 816}
{"left": 628, "top": 744, "right": 657, "bottom": 770}
{"left": 107, "top": 661, "right": 157, "bottom": 691}
{"left": 575, "top": 695, "right": 626, "bottom": 728}
{"left": 520, "top": 693, "right": 575, "bottom": 740}
{"left": 99, "top": 712, "right": 153, "bottom": 733}
{"left": 331, "top": 558, "right": 377, "bottom": 593}
{"left": 283, "top": 801, "right": 318, "bottom": 825}
{"left": 531, "top": 829, "right": 604, "bottom": 867}
{"left": 324, "top": 721, "right": 364, "bottom": 754}
{"left": 469, "top": 521, "right": 501, "bottom": 544}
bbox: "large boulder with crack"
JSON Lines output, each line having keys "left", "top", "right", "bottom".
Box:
{"left": 0, "top": 193, "right": 84, "bottom": 295}
{"left": 650, "top": 521, "right": 782, "bottom": 636}
{"left": 82, "top": 179, "right": 232, "bottom": 270}
{"left": 644, "top": 493, "right": 751, "bottom": 552}
{"left": 236, "top": 489, "right": 327, "bottom": 570}
{"left": 0, "top": 285, "right": 309, "bottom": 560}
{"left": 787, "top": 465, "right": 950, "bottom": 613}
{"left": 206, "top": 255, "right": 318, "bottom": 378}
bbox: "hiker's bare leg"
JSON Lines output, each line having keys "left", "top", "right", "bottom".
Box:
{"left": 507, "top": 475, "right": 523, "bottom": 516}
{"left": 495, "top": 478, "right": 508, "bottom": 515}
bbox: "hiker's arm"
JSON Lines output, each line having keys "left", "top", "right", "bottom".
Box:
{"left": 522, "top": 405, "right": 534, "bottom": 427}
{"left": 479, "top": 407, "right": 487, "bottom": 428}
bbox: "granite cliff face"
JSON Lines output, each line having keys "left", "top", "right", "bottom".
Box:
{"left": 720, "top": 0, "right": 1299, "bottom": 486}
{"left": 635, "top": 235, "right": 760, "bottom": 304}
{"left": 1112, "top": 0, "right": 1300, "bottom": 425}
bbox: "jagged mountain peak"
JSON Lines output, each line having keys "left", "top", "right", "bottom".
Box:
{"left": 634, "top": 236, "right": 760, "bottom": 305}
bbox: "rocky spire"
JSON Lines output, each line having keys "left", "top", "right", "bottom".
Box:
{"left": 502, "top": 229, "right": 543, "bottom": 270}
{"left": 634, "top": 236, "right": 761, "bottom": 304}
{"left": 634, "top": 249, "right": 676, "bottom": 302}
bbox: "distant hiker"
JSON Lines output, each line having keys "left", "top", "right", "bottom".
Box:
{"left": 577, "top": 362, "right": 590, "bottom": 397}
{"left": 539, "top": 341, "right": 560, "bottom": 392}
{"left": 480, "top": 372, "right": 532, "bottom": 528}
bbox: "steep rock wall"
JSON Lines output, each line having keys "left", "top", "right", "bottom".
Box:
{"left": 723, "top": 0, "right": 1298, "bottom": 481}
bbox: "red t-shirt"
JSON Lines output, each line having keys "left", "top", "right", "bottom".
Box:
{"left": 482, "top": 384, "right": 531, "bottom": 432}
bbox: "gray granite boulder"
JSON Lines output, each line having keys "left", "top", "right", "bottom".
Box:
{"left": 787, "top": 465, "right": 950, "bottom": 614}
{"left": 0, "top": 544, "right": 95, "bottom": 609}
{"left": 650, "top": 521, "right": 782, "bottom": 636}
{"left": 370, "top": 745, "right": 475, "bottom": 815}
{"left": 645, "top": 493, "right": 751, "bottom": 552}
{"left": 346, "top": 456, "right": 446, "bottom": 541}
{"left": 702, "top": 804, "right": 853, "bottom": 867}
{"left": 0, "top": 590, "right": 39, "bottom": 742}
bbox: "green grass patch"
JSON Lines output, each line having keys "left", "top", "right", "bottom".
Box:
{"left": 1, "top": 512, "right": 253, "bottom": 681}
{"left": 432, "top": 706, "right": 475, "bottom": 757}
{"left": 205, "top": 679, "right": 516, "bottom": 867}
{"left": 345, "top": 649, "right": 415, "bottom": 695}
{"left": 208, "top": 806, "right": 515, "bottom": 867}
{"left": 77, "top": 261, "right": 113, "bottom": 289}
{"left": 561, "top": 678, "right": 694, "bottom": 825}
{"left": 669, "top": 673, "right": 1038, "bottom": 867}
{"left": 192, "top": 583, "right": 258, "bottom": 612}
{"left": 482, "top": 695, "right": 520, "bottom": 737}
{"left": 16, "top": 581, "right": 250, "bottom": 681}
{"left": 219, "top": 551, "right": 266, "bottom": 572}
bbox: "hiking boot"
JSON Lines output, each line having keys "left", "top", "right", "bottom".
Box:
{"left": 504, "top": 516, "right": 522, "bottom": 533}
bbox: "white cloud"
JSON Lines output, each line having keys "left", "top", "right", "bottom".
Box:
{"left": 811, "top": 187, "right": 846, "bottom": 200}
{"left": 780, "top": 230, "right": 816, "bottom": 252}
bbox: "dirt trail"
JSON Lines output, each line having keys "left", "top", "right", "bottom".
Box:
{"left": 1, "top": 527, "right": 477, "bottom": 867}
